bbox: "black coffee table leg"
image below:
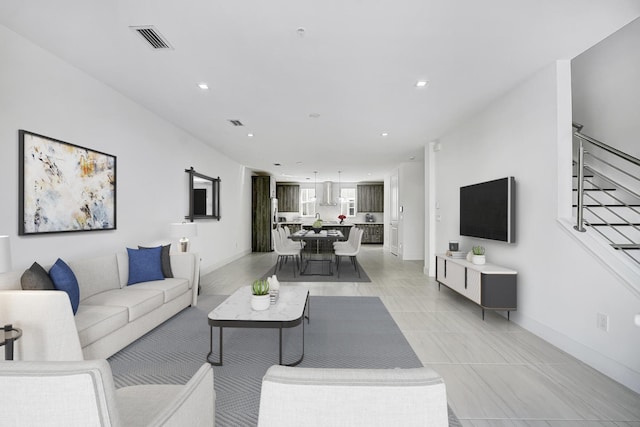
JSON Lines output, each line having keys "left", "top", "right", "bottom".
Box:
{"left": 207, "top": 325, "right": 223, "bottom": 366}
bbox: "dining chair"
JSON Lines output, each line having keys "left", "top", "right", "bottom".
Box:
{"left": 334, "top": 228, "right": 364, "bottom": 278}
{"left": 272, "top": 229, "right": 300, "bottom": 277}
{"left": 333, "top": 226, "right": 357, "bottom": 250}
{"left": 278, "top": 226, "right": 303, "bottom": 251}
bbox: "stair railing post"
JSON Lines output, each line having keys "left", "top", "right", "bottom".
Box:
{"left": 574, "top": 139, "right": 586, "bottom": 232}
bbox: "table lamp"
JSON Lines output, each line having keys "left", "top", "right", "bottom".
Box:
{"left": 0, "top": 235, "right": 11, "bottom": 273}
{"left": 170, "top": 223, "right": 198, "bottom": 252}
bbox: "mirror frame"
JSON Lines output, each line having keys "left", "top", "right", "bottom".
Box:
{"left": 185, "top": 167, "right": 221, "bottom": 221}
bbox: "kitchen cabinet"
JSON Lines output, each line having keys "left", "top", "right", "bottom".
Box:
{"left": 359, "top": 224, "right": 383, "bottom": 244}
{"left": 282, "top": 223, "right": 302, "bottom": 233}
{"left": 276, "top": 184, "right": 300, "bottom": 212}
{"left": 357, "top": 184, "right": 384, "bottom": 212}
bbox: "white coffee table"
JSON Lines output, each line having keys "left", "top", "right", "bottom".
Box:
{"left": 207, "top": 285, "right": 310, "bottom": 366}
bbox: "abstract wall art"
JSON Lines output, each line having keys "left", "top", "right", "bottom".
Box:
{"left": 19, "top": 130, "right": 117, "bottom": 235}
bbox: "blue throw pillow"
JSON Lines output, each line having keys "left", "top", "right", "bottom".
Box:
{"left": 138, "top": 244, "right": 173, "bottom": 278}
{"left": 49, "top": 258, "right": 80, "bottom": 315}
{"left": 127, "top": 246, "right": 164, "bottom": 285}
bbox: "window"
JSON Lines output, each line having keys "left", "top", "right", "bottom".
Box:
{"left": 300, "top": 188, "right": 316, "bottom": 217}
{"left": 340, "top": 187, "right": 356, "bottom": 216}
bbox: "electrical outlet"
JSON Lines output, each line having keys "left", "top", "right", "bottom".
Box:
{"left": 597, "top": 312, "right": 609, "bottom": 332}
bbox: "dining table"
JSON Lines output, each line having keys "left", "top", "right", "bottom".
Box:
{"left": 289, "top": 229, "right": 345, "bottom": 276}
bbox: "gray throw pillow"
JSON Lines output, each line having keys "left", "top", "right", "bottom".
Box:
{"left": 138, "top": 244, "right": 173, "bottom": 278}
{"left": 21, "top": 262, "right": 56, "bottom": 290}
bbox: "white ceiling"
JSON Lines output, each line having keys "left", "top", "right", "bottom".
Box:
{"left": 1, "top": 1, "right": 638, "bottom": 183}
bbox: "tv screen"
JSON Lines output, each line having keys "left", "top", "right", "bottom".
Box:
{"left": 460, "top": 177, "right": 515, "bottom": 243}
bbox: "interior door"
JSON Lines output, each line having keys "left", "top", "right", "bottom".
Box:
{"left": 390, "top": 172, "right": 399, "bottom": 255}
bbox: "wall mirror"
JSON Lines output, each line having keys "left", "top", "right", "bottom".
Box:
{"left": 185, "top": 167, "right": 221, "bottom": 221}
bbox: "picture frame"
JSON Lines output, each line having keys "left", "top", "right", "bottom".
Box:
{"left": 19, "top": 130, "right": 117, "bottom": 235}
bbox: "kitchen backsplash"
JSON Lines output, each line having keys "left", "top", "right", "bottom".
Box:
{"left": 278, "top": 209, "right": 382, "bottom": 223}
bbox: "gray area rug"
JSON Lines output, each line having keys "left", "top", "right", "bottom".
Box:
{"left": 109, "top": 294, "right": 460, "bottom": 426}
{"left": 262, "top": 258, "right": 371, "bottom": 282}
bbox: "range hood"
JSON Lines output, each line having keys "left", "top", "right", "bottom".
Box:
{"left": 319, "top": 181, "right": 337, "bottom": 206}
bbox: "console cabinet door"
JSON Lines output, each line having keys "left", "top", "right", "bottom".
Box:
{"left": 464, "top": 269, "right": 482, "bottom": 305}
{"left": 436, "top": 257, "right": 465, "bottom": 294}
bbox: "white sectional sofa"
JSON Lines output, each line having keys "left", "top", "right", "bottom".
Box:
{"left": 0, "top": 251, "right": 199, "bottom": 360}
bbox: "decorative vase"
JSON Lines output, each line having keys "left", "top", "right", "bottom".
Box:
{"left": 339, "top": 220, "right": 344, "bottom": 224}
{"left": 251, "top": 294, "right": 270, "bottom": 311}
{"left": 312, "top": 227, "right": 322, "bottom": 234}
{"left": 471, "top": 255, "right": 486, "bottom": 265}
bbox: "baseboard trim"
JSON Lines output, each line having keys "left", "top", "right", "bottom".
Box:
{"left": 200, "top": 248, "right": 252, "bottom": 276}
{"left": 514, "top": 311, "right": 640, "bottom": 394}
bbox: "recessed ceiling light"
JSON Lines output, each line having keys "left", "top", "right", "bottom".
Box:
{"left": 381, "top": 132, "right": 389, "bottom": 137}
{"left": 309, "top": 113, "right": 321, "bottom": 119}
{"left": 415, "top": 80, "right": 430, "bottom": 88}
{"left": 409, "top": 156, "right": 416, "bottom": 160}
{"left": 197, "top": 83, "right": 209, "bottom": 90}
{"left": 296, "top": 161, "right": 303, "bottom": 165}
{"left": 247, "top": 133, "right": 254, "bottom": 137}
{"left": 273, "top": 163, "right": 281, "bottom": 166}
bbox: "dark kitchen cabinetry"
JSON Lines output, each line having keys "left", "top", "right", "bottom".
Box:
{"left": 359, "top": 224, "right": 383, "bottom": 244}
{"left": 276, "top": 184, "right": 300, "bottom": 212}
{"left": 283, "top": 223, "right": 302, "bottom": 233}
{"left": 357, "top": 184, "right": 384, "bottom": 212}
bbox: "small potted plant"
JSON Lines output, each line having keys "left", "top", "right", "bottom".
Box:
{"left": 251, "top": 279, "right": 270, "bottom": 311}
{"left": 338, "top": 214, "right": 346, "bottom": 224}
{"left": 312, "top": 218, "right": 323, "bottom": 233}
{"left": 471, "top": 246, "right": 486, "bottom": 265}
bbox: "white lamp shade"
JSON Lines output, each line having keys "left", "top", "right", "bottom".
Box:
{"left": 170, "top": 222, "right": 198, "bottom": 238}
{"left": 0, "top": 235, "right": 12, "bottom": 273}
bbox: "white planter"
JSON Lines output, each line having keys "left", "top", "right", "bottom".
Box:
{"left": 471, "top": 255, "right": 486, "bottom": 265}
{"left": 251, "top": 294, "right": 271, "bottom": 311}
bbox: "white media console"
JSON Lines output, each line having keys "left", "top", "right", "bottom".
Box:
{"left": 435, "top": 255, "right": 517, "bottom": 320}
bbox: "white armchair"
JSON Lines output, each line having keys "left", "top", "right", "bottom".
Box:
{"left": 0, "top": 359, "right": 215, "bottom": 427}
{"left": 0, "top": 290, "right": 83, "bottom": 361}
{"left": 257, "top": 365, "right": 448, "bottom": 427}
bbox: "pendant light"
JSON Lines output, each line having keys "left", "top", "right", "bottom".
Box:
{"left": 312, "top": 171, "right": 317, "bottom": 201}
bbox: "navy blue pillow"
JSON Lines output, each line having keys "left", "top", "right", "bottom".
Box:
{"left": 49, "top": 258, "right": 80, "bottom": 315}
{"left": 138, "top": 244, "right": 173, "bottom": 278}
{"left": 127, "top": 246, "right": 164, "bottom": 285}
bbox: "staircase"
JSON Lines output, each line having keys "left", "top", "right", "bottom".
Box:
{"left": 573, "top": 123, "right": 640, "bottom": 266}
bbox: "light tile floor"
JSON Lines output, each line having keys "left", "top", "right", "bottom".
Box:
{"left": 200, "top": 245, "right": 640, "bottom": 426}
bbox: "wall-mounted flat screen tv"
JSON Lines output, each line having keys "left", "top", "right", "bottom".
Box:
{"left": 460, "top": 177, "right": 515, "bottom": 243}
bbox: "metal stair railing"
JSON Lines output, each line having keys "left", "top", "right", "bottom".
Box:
{"left": 573, "top": 123, "right": 640, "bottom": 266}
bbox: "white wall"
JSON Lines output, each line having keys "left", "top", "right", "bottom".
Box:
{"left": 433, "top": 61, "right": 640, "bottom": 392}
{"left": 572, "top": 17, "right": 640, "bottom": 158}
{"left": 399, "top": 161, "right": 425, "bottom": 260}
{"left": 0, "top": 25, "right": 252, "bottom": 273}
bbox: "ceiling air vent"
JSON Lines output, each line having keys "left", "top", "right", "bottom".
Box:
{"left": 228, "top": 120, "right": 244, "bottom": 127}
{"left": 130, "top": 26, "right": 173, "bottom": 50}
